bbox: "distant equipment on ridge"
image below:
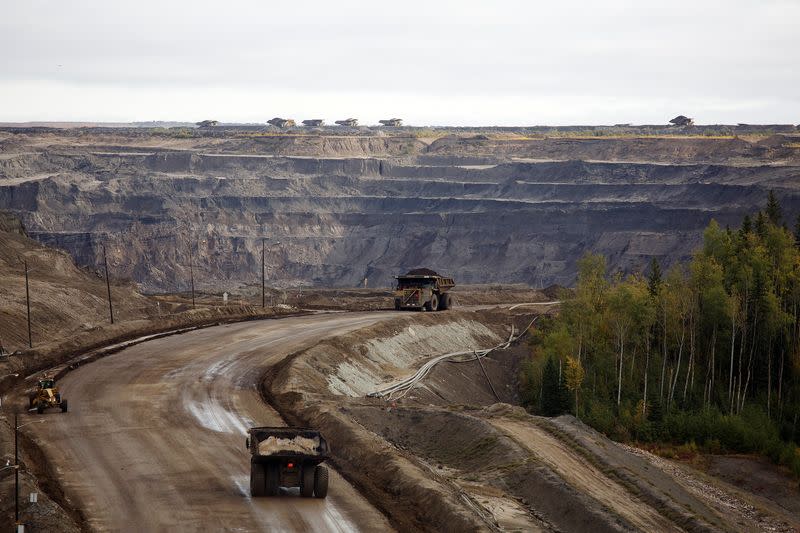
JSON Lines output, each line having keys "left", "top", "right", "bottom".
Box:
{"left": 334, "top": 118, "right": 358, "bottom": 127}
{"left": 196, "top": 120, "right": 219, "bottom": 127}
{"left": 669, "top": 115, "right": 694, "bottom": 126}
{"left": 378, "top": 118, "right": 403, "bottom": 127}
{"left": 302, "top": 119, "right": 325, "bottom": 127}
{"left": 268, "top": 118, "right": 296, "bottom": 128}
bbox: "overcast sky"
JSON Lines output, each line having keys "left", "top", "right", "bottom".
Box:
{"left": 1, "top": 0, "right": 798, "bottom": 125}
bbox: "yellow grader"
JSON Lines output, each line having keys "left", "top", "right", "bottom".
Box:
{"left": 29, "top": 376, "right": 68, "bottom": 414}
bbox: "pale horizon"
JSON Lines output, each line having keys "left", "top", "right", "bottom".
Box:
{"left": 2, "top": 0, "right": 799, "bottom": 126}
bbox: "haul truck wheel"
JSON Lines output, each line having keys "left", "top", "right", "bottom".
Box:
{"left": 265, "top": 462, "right": 280, "bottom": 496}
{"left": 313, "top": 465, "right": 329, "bottom": 498}
{"left": 250, "top": 463, "right": 265, "bottom": 497}
{"left": 61, "top": 399, "right": 68, "bottom": 413}
{"left": 36, "top": 404, "right": 44, "bottom": 414}
{"left": 426, "top": 294, "right": 439, "bottom": 312}
{"left": 439, "top": 293, "right": 451, "bottom": 310}
{"left": 300, "top": 465, "right": 315, "bottom": 497}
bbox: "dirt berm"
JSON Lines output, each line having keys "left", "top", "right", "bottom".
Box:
{"left": 261, "top": 308, "right": 633, "bottom": 531}
{"left": 262, "top": 308, "right": 794, "bottom": 532}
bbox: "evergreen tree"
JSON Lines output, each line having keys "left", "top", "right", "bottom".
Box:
{"left": 647, "top": 392, "right": 663, "bottom": 425}
{"left": 755, "top": 211, "right": 767, "bottom": 238}
{"left": 794, "top": 214, "right": 800, "bottom": 247}
{"left": 766, "top": 190, "right": 783, "bottom": 225}
{"left": 647, "top": 257, "right": 662, "bottom": 296}
{"left": 741, "top": 214, "right": 752, "bottom": 236}
{"left": 541, "top": 356, "right": 564, "bottom": 416}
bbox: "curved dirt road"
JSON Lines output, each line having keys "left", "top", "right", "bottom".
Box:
{"left": 24, "top": 312, "right": 396, "bottom": 532}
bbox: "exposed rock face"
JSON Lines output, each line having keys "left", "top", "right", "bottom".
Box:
{"left": 1, "top": 130, "right": 799, "bottom": 292}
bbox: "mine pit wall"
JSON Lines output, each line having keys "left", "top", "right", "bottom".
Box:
{"left": 2, "top": 150, "right": 800, "bottom": 291}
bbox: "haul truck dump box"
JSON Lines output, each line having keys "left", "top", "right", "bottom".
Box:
{"left": 394, "top": 268, "right": 455, "bottom": 311}
{"left": 246, "top": 427, "right": 330, "bottom": 498}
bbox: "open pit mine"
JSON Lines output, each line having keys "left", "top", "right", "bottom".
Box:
{"left": 2, "top": 127, "right": 800, "bottom": 293}
{"left": 2, "top": 125, "right": 800, "bottom": 533}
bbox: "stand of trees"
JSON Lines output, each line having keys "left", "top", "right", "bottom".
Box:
{"left": 523, "top": 192, "right": 800, "bottom": 477}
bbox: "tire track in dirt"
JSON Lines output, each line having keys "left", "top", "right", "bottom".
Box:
{"left": 491, "top": 418, "right": 681, "bottom": 532}
{"left": 22, "top": 313, "right": 395, "bottom": 532}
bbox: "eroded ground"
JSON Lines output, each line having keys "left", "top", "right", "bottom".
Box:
{"left": 266, "top": 308, "right": 800, "bottom": 532}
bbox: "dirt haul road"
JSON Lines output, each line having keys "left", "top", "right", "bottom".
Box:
{"left": 24, "top": 313, "right": 396, "bottom": 532}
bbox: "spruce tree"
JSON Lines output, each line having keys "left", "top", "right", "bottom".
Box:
{"left": 755, "top": 211, "right": 767, "bottom": 238}
{"left": 647, "top": 392, "right": 664, "bottom": 435}
{"left": 647, "top": 395, "right": 662, "bottom": 422}
{"left": 647, "top": 257, "right": 662, "bottom": 296}
{"left": 741, "top": 214, "right": 752, "bottom": 236}
{"left": 766, "top": 190, "right": 782, "bottom": 225}
{"left": 541, "top": 356, "right": 563, "bottom": 416}
{"left": 794, "top": 214, "right": 800, "bottom": 247}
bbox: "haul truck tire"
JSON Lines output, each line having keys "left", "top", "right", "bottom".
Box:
{"left": 439, "top": 293, "right": 451, "bottom": 310}
{"left": 314, "top": 465, "right": 329, "bottom": 498}
{"left": 61, "top": 399, "right": 68, "bottom": 413}
{"left": 265, "top": 461, "right": 280, "bottom": 496}
{"left": 425, "top": 294, "right": 439, "bottom": 312}
{"left": 250, "top": 463, "right": 265, "bottom": 497}
{"left": 300, "top": 465, "right": 315, "bottom": 497}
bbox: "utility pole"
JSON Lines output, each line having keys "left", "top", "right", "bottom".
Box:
{"left": 23, "top": 260, "right": 32, "bottom": 348}
{"left": 102, "top": 244, "right": 114, "bottom": 324}
{"left": 15, "top": 412, "right": 19, "bottom": 527}
{"left": 261, "top": 238, "right": 266, "bottom": 308}
{"left": 189, "top": 242, "right": 196, "bottom": 309}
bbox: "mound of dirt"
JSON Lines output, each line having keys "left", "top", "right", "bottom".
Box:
{"left": 347, "top": 405, "right": 656, "bottom": 532}
{"left": 0, "top": 212, "right": 158, "bottom": 352}
{"left": 541, "top": 283, "right": 571, "bottom": 300}
{"left": 404, "top": 267, "right": 440, "bottom": 276}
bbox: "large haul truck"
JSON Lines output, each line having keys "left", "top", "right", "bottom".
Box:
{"left": 394, "top": 268, "right": 455, "bottom": 311}
{"left": 246, "top": 427, "right": 330, "bottom": 498}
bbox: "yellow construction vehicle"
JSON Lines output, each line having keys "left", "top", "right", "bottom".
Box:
{"left": 29, "top": 377, "right": 68, "bottom": 414}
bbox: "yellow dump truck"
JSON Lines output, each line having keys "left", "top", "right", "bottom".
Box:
{"left": 394, "top": 268, "right": 455, "bottom": 311}
{"left": 246, "top": 426, "right": 329, "bottom": 498}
